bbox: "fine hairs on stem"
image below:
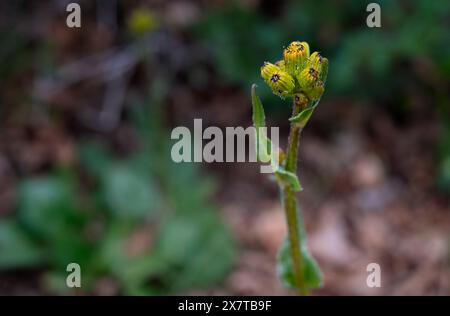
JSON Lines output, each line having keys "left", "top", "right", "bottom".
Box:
{"left": 251, "top": 41, "right": 329, "bottom": 295}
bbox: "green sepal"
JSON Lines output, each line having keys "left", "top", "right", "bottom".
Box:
{"left": 320, "top": 58, "right": 329, "bottom": 84}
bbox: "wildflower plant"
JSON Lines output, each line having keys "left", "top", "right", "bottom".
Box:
{"left": 251, "top": 41, "right": 328, "bottom": 295}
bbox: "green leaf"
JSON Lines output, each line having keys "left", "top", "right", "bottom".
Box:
{"left": 251, "top": 84, "right": 266, "bottom": 129}
{"left": 275, "top": 167, "right": 302, "bottom": 191}
{"left": 251, "top": 84, "right": 273, "bottom": 163}
{"left": 102, "top": 163, "right": 159, "bottom": 219}
{"left": 251, "top": 84, "right": 269, "bottom": 161}
{"left": 277, "top": 236, "right": 323, "bottom": 291}
{"left": 155, "top": 213, "right": 235, "bottom": 291}
{"left": 289, "top": 104, "right": 317, "bottom": 129}
{"left": 157, "top": 216, "right": 202, "bottom": 264}
{"left": 17, "top": 175, "right": 93, "bottom": 272}
{"left": 79, "top": 141, "right": 112, "bottom": 177}
{"left": 97, "top": 220, "right": 160, "bottom": 293}
{"left": 18, "top": 176, "right": 75, "bottom": 239}
{"left": 0, "top": 220, "right": 44, "bottom": 268}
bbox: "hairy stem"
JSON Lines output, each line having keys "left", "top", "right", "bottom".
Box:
{"left": 282, "top": 94, "right": 308, "bottom": 295}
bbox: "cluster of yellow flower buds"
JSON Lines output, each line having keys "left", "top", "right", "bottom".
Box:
{"left": 260, "top": 62, "right": 295, "bottom": 98}
{"left": 260, "top": 41, "right": 328, "bottom": 101}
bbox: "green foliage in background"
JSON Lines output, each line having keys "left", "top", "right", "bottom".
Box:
{"left": 0, "top": 96, "right": 235, "bottom": 295}
{"left": 0, "top": 31, "right": 30, "bottom": 82}
{"left": 195, "top": 0, "right": 450, "bottom": 193}
{"left": 195, "top": 0, "right": 449, "bottom": 103}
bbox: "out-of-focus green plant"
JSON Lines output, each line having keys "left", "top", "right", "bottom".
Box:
{"left": 252, "top": 41, "right": 328, "bottom": 295}
{"left": 0, "top": 96, "right": 235, "bottom": 295}
{"left": 195, "top": 1, "right": 449, "bottom": 105}
{"left": 0, "top": 31, "right": 31, "bottom": 82}
{"left": 197, "top": 0, "right": 450, "bottom": 194}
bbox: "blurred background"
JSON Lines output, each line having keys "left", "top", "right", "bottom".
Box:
{"left": 0, "top": 0, "right": 449, "bottom": 295}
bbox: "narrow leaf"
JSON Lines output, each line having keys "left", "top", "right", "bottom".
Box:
{"left": 251, "top": 84, "right": 272, "bottom": 163}
{"left": 251, "top": 84, "right": 265, "bottom": 129}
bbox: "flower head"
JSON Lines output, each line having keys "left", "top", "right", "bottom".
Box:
{"left": 298, "top": 67, "right": 319, "bottom": 88}
{"left": 260, "top": 41, "right": 328, "bottom": 102}
{"left": 307, "top": 52, "right": 324, "bottom": 72}
{"left": 283, "top": 41, "right": 310, "bottom": 75}
{"left": 308, "top": 81, "right": 325, "bottom": 101}
{"left": 275, "top": 60, "right": 286, "bottom": 71}
{"left": 297, "top": 67, "right": 324, "bottom": 101}
{"left": 261, "top": 62, "right": 295, "bottom": 98}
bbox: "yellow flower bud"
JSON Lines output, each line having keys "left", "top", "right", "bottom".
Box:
{"left": 261, "top": 62, "right": 279, "bottom": 81}
{"left": 283, "top": 41, "right": 310, "bottom": 75}
{"left": 297, "top": 67, "right": 325, "bottom": 100}
{"left": 308, "top": 81, "right": 325, "bottom": 101}
{"left": 275, "top": 60, "right": 286, "bottom": 71}
{"left": 307, "top": 52, "right": 325, "bottom": 73}
{"left": 261, "top": 62, "right": 295, "bottom": 98}
{"left": 298, "top": 67, "right": 319, "bottom": 89}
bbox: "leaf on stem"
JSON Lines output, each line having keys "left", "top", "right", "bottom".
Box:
{"left": 252, "top": 84, "right": 302, "bottom": 189}
{"left": 289, "top": 102, "right": 318, "bottom": 129}
{"left": 251, "top": 84, "right": 275, "bottom": 163}
{"left": 277, "top": 236, "right": 323, "bottom": 291}
{"left": 251, "top": 84, "right": 265, "bottom": 129}
{"left": 275, "top": 167, "right": 302, "bottom": 191}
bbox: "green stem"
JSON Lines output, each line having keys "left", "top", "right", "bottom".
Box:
{"left": 282, "top": 94, "right": 308, "bottom": 295}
